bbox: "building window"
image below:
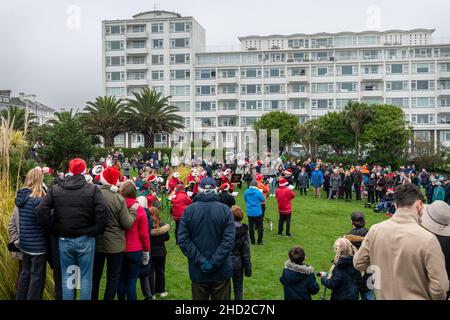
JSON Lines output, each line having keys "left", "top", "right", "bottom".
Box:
{"left": 240, "top": 100, "right": 262, "bottom": 111}
{"left": 170, "top": 38, "right": 190, "bottom": 49}
{"left": 195, "top": 101, "right": 217, "bottom": 112}
{"left": 106, "top": 41, "right": 124, "bottom": 51}
{"left": 127, "top": 40, "right": 146, "bottom": 49}
{"left": 151, "top": 55, "right": 164, "bottom": 65}
{"left": 219, "top": 69, "right": 237, "bottom": 78}
{"left": 170, "top": 86, "right": 190, "bottom": 96}
{"left": 106, "top": 56, "right": 125, "bottom": 66}
{"left": 241, "top": 68, "right": 262, "bottom": 78}
{"left": 312, "top": 83, "right": 334, "bottom": 93}
{"left": 127, "top": 71, "right": 145, "bottom": 80}
{"left": 312, "top": 99, "right": 334, "bottom": 109}
{"left": 152, "top": 70, "right": 164, "bottom": 81}
{"left": 106, "top": 25, "right": 124, "bottom": 35}
{"left": 264, "top": 100, "right": 286, "bottom": 110}
{"left": 264, "top": 67, "right": 285, "bottom": 78}
{"left": 170, "top": 22, "right": 191, "bottom": 33}
{"left": 154, "top": 133, "right": 167, "bottom": 143}
{"left": 151, "top": 23, "right": 164, "bottom": 33}
{"left": 264, "top": 84, "right": 285, "bottom": 94}
{"left": 170, "top": 54, "right": 190, "bottom": 64}
{"left": 128, "top": 25, "right": 145, "bottom": 33}
{"left": 411, "top": 97, "right": 435, "bottom": 108}
{"left": 411, "top": 80, "right": 434, "bottom": 91}
{"left": 336, "top": 82, "right": 357, "bottom": 92}
{"left": 106, "top": 72, "right": 125, "bottom": 81}
{"left": 241, "top": 84, "right": 262, "bottom": 95}
{"left": 196, "top": 86, "right": 216, "bottom": 96}
{"left": 195, "top": 69, "right": 216, "bottom": 79}
{"left": 173, "top": 101, "right": 190, "bottom": 112}
{"left": 106, "top": 87, "right": 126, "bottom": 96}
{"left": 152, "top": 39, "right": 164, "bottom": 49}
{"left": 386, "top": 98, "right": 409, "bottom": 108}
{"left": 386, "top": 81, "right": 408, "bottom": 91}
{"left": 170, "top": 70, "right": 190, "bottom": 80}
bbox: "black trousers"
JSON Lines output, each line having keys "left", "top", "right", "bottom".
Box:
{"left": 92, "top": 252, "right": 123, "bottom": 300}
{"left": 150, "top": 255, "right": 166, "bottom": 295}
{"left": 16, "top": 253, "right": 47, "bottom": 300}
{"left": 278, "top": 214, "right": 292, "bottom": 236}
{"left": 139, "top": 276, "right": 151, "bottom": 299}
{"left": 368, "top": 190, "right": 375, "bottom": 204}
{"left": 192, "top": 280, "right": 231, "bottom": 300}
{"left": 232, "top": 268, "right": 244, "bottom": 300}
{"left": 345, "top": 190, "right": 352, "bottom": 201}
{"left": 175, "top": 221, "right": 180, "bottom": 245}
{"left": 376, "top": 190, "right": 384, "bottom": 202}
{"left": 300, "top": 188, "right": 307, "bottom": 195}
{"left": 248, "top": 216, "right": 263, "bottom": 244}
{"left": 354, "top": 184, "right": 362, "bottom": 200}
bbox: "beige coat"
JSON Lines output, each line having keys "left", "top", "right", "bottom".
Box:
{"left": 354, "top": 208, "right": 449, "bottom": 300}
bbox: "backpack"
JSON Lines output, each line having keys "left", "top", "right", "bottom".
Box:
{"left": 433, "top": 186, "right": 445, "bottom": 202}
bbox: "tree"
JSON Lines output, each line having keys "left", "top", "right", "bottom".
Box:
{"left": 39, "top": 110, "right": 94, "bottom": 171}
{"left": 0, "top": 106, "right": 37, "bottom": 131}
{"left": 343, "top": 102, "right": 372, "bottom": 160}
{"left": 297, "top": 119, "right": 320, "bottom": 158}
{"left": 361, "top": 104, "right": 412, "bottom": 166}
{"left": 253, "top": 111, "right": 300, "bottom": 151}
{"left": 81, "top": 96, "right": 126, "bottom": 148}
{"left": 124, "top": 88, "right": 184, "bottom": 148}
{"left": 316, "top": 111, "right": 354, "bottom": 156}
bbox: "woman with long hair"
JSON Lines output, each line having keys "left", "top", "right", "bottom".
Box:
{"left": 16, "top": 167, "right": 47, "bottom": 300}
{"left": 117, "top": 181, "right": 150, "bottom": 300}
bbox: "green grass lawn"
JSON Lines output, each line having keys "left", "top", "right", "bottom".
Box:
{"left": 101, "top": 173, "right": 388, "bottom": 300}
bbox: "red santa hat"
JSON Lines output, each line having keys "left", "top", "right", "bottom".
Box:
{"left": 256, "top": 173, "right": 263, "bottom": 182}
{"left": 224, "top": 168, "right": 232, "bottom": 175}
{"left": 220, "top": 183, "right": 231, "bottom": 192}
{"left": 173, "top": 172, "right": 180, "bottom": 178}
{"left": 279, "top": 178, "right": 289, "bottom": 187}
{"left": 69, "top": 158, "right": 86, "bottom": 176}
{"left": 284, "top": 169, "right": 293, "bottom": 176}
{"left": 100, "top": 167, "right": 121, "bottom": 192}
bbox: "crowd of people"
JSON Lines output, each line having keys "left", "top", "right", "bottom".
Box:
{"left": 6, "top": 150, "right": 450, "bottom": 300}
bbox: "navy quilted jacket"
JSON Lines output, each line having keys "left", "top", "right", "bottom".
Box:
{"left": 17, "top": 188, "right": 46, "bottom": 254}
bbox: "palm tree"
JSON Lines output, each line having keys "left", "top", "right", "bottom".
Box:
{"left": 81, "top": 96, "right": 125, "bottom": 148}
{"left": 343, "top": 102, "right": 373, "bottom": 160}
{"left": 124, "top": 88, "right": 184, "bottom": 148}
{"left": 48, "top": 109, "right": 79, "bottom": 125}
{"left": 0, "top": 106, "right": 37, "bottom": 131}
{"left": 297, "top": 119, "right": 320, "bottom": 158}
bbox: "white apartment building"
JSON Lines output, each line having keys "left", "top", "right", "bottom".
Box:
{"left": 1, "top": 90, "right": 55, "bottom": 125}
{"left": 103, "top": 10, "right": 450, "bottom": 151}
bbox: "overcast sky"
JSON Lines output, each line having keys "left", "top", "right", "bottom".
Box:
{"left": 1, "top": 0, "right": 450, "bottom": 110}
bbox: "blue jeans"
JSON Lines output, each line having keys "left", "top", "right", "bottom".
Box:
{"left": 361, "top": 289, "right": 376, "bottom": 300}
{"left": 118, "top": 251, "right": 143, "bottom": 300}
{"left": 59, "top": 236, "right": 95, "bottom": 300}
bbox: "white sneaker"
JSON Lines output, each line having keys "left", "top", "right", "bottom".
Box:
{"left": 152, "top": 295, "right": 156, "bottom": 300}
{"left": 159, "top": 292, "right": 168, "bottom": 298}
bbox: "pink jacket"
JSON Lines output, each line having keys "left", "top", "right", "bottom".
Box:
{"left": 124, "top": 198, "right": 150, "bottom": 253}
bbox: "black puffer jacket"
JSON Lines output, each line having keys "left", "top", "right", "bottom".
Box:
{"left": 37, "top": 175, "right": 109, "bottom": 238}
{"left": 280, "top": 261, "right": 320, "bottom": 300}
{"left": 231, "top": 223, "right": 252, "bottom": 276}
{"left": 321, "top": 256, "right": 359, "bottom": 300}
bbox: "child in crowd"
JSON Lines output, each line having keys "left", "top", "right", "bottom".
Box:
{"left": 344, "top": 213, "right": 375, "bottom": 300}
{"left": 280, "top": 247, "right": 320, "bottom": 300}
{"left": 319, "top": 238, "right": 359, "bottom": 300}
{"left": 276, "top": 178, "right": 296, "bottom": 237}
{"left": 230, "top": 206, "right": 252, "bottom": 300}
{"left": 148, "top": 207, "right": 170, "bottom": 299}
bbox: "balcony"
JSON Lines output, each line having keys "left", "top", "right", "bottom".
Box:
{"left": 126, "top": 47, "right": 147, "bottom": 55}
{"left": 361, "top": 73, "right": 383, "bottom": 80}
{"left": 217, "top": 77, "right": 237, "bottom": 84}
{"left": 288, "top": 75, "right": 308, "bottom": 82}
{"left": 439, "top": 88, "right": 450, "bottom": 96}
{"left": 127, "top": 63, "right": 147, "bottom": 70}
{"left": 288, "top": 91, "right": 309, "bottom": 99}
{"left": 361, "top": 87, "right": 383, "bottom": 97}
{"left": 217, "top": 92, "right": 238, "bottom": 100}
{"left": 439, "top": 71, "right": 450, "bottom": 79}
{"left": 127, "top": 79, "right": 148, "bottom": 86}
{"left": 127, "top": 31, "right": 148, "bottom": 39}
{"left": 218, "top": 117, "right": 238, "bottom": 128}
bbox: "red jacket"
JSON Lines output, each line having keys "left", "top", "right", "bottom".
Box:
{"left": 221, "top": 175, "right": 234, "bottom": 192}
{"left": 167, "top": 177, "right": 181, "bottom": 194}
{"left": 187, "top": 175, "right": 199, "bottom": 194}
{"left": 124, "top": 198, "right": 150, "bottom": 253}
{"left": 171, "top": 190, "right": 192, "bottom": 221}
{"left": 275, "top": 186, "right": 295, "bottom": 215}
